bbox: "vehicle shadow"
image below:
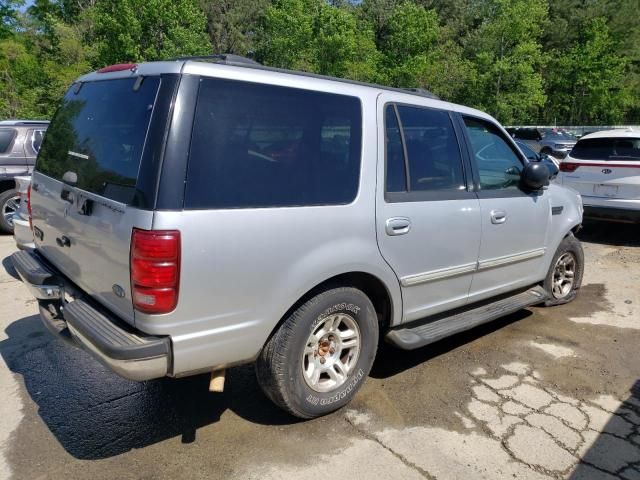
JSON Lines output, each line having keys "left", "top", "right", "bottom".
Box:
{"left": 2, "top": 254, "right": 20, "bottom": 280}
{"left": 569, "top": 379, "right": 640, "bottom": 478}
{"left": 577, "top": 220, "right": 640, "bottom": 247}
{"left": 0, "top": 314, "right": 297, "bottom": 461}
{"left": 371, "top": 309, "right": 532, "bottom": 379}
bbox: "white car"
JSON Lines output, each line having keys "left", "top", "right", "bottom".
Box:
{"left": 559, "top": 129, "right": 640, "bottom": 223}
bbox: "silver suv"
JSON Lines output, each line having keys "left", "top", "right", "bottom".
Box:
{"left": 0, "top": 120, "right": 48, "bottom": 233}
{"left": 13, "top": 56, "right": 584, "bottom": 419}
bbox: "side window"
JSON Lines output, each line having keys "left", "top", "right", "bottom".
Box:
{"left": 385, "top": 105, "right": 406, "bottom": 192}
{"left": 31, "top": 129, "right": 45, "bottom": 154}
{"left": 463, "top": 117, "right": 523, "bottom": 191}
{"left": 397, "top": 105, "right": 465, "bottom": 192}
{"left": 0, "top": 129, "right": 16, "bottom": 154}
{"left": 186, "top": 78, "right": 362, "bottom": 209}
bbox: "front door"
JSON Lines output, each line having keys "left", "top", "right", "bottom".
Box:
{"left": 460, "top": 116, "right": 551, "bottom": 302}
{"left": 376, "top": 97, "right": 482, "bottom": 323}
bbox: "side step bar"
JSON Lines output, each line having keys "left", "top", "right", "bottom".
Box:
{"left": 386, "top": 286, "right": 548, "bottom": 350}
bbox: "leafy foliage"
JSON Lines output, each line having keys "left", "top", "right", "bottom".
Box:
{"left": 0, "top": 0, "right": 638, "bottom": 124}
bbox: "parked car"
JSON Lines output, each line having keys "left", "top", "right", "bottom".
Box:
{"left": 539, "top": 131, "right": 577, "bottom": 159}
{"left": 508, "top": 127, "right": 577, "bottom": 159}
{"left": 12, "top": 176, "right": 34, "bottom": 249}
{"left": 559, "top": 129, "right": 640, "bottom": 223}
{"left": 12, "top": 56, "right": 584, "bottom": 419}
{"left": 0, "top": 120, "right": 48, "bottom": 233}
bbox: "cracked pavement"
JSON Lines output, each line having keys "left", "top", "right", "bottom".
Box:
{"left": 0, "top": 221, "right": 639, "bottom": 480}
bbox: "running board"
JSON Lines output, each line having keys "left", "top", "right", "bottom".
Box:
{"left": 385, "top": 286, "right": 548, "bottom": 350}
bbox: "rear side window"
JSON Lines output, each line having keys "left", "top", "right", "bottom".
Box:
{"left": 186, "top": 78, "right": 362, "bottom": 209}
{"left": 396, "top": 105, "right": 465, "bottom": 192}
{"left": 31, "top": 129, "right": 46, "bottom": 154}
{"left": 36, "top": 77, "right": 160, "bottom": 203}
{"left": 571, "top": 137, "right": 640, "bottom": 161}
{"left": 384, "top": 104, "right": 466, "bottom": 199}
{"left": 0, "top": 129, "right": 16, "bottom": 154}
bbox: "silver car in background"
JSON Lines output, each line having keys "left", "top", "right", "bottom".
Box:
{"left": 12, "top": 175, "right": 34, "bottom": 249}
{"left": 12, "top": 55, "right": 584, "bottom": 419}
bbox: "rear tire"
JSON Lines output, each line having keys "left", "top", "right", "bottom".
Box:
{"left": 542, "top": 234, "right": 584, "bottom": 306}
{"left": 256, "top": 287, "right": 378, "bottom": 419}
{"left": 0, "top": 189, "right": 19, "bottom": 234}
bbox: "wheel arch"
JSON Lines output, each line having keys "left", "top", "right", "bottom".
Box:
{"left": 265, "top": 271, "right": 399, "bottom": 347}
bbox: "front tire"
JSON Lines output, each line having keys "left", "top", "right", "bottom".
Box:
{"left": 0, "top": 189, "right": 20, "bottom": 234}
{"left": 543, "top": 234, "right": 584, "bottom": 306}
{"left": 256, "top": 287, "right": 378, "bottom": 419}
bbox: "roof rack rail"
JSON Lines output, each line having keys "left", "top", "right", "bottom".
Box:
{"left": 171, "top": 54, "right": 260, "bottom": 67}
{"left": 402, "top": 87, "right": 439, "bottom": 100}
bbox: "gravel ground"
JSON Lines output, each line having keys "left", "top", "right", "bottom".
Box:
{"left": 0, "top": 220, "right": 639, "bottom": 480}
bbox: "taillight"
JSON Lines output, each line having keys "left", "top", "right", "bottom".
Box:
{"left": 27, "top": 183, "right": 32, "bottom": 230}
{"left": 560, "top": 162, "right": 580, "bottom": 173}
{"left": 131, "top": 229, "right": 180, "bottom": 314}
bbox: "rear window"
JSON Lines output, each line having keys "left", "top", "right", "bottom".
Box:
{"left": 35, "top": 77, "right": 160, "bottom": 203}
{"left": 185, "top": 78, "right": 362, "bottom": 209}
{"left": 0, "top": 129, "right": 16, "bottom": 154}
{"left": 571, "top": 137, "right": 640, "bottom": 161}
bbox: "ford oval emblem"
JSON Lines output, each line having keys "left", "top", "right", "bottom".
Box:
{"left": 112, "top": 284, "right": 126, "bottom": 298}
{"left": 602, "top": 168, "right": 612, "bottom": 174}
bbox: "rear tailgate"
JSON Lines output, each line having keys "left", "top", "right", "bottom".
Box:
{"left": 561, "top": 137, "right": 640, "bottom": 200}
{"left": 30, "top": 76, "right": 163, "bottom": 324}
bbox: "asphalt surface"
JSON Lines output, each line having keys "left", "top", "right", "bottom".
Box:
{"left": 0, "top": 221, "right": 639, "bottom": 480}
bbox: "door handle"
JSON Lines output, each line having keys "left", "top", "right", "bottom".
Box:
{"left": 385, "top": 217, "right": 411, "bottom": 236}
{"left": 490, "top": 210, "right": 507, "bottom": 224}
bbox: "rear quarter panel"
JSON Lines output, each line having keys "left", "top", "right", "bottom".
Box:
{"left": 141, "top": 89, "right": 402, "bottom": 376}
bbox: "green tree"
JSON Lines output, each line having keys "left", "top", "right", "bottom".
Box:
{"left": 546, "top": 18, "right": 631, "bottom": 124}
{"left": 199, "top": 0, "right": 271, "bottom": 56}
{"left": 88, "top": 0, "right": 210, "bottom": 65}
{"left": 377, "top": 2, "right": 474, "bottom": 101}
{"left": 1, "top": 0, "right": 23, "bottom": 38}
{"left": 257, "top": 0, "right": 380, "bottom": 81}
{"left": 464, "top": 0, "right": 548, "bottom": 124}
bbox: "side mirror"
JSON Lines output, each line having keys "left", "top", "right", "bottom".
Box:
{"left": 539, "top": 155, "right": 559, "bottom": 180}
{"left": 521, "top": 162, "right": 550, "bottom": 191}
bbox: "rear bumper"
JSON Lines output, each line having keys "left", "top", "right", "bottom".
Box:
{"left": 11, "top": 250, "right": 171, "bottom": 381}
{"left": 583, "top": 205, "right": 640, "bottom": 223}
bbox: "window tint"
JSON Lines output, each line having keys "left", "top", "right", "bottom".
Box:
{"left": 36, "top": 77, "right": 160, "bottom": 204}
{"left": 385, "top": 106, "right": 406, "bottom": 192}
{"left": 516, "top": 141, "right": 538, "bottom": 161}
{"left": 186, "top": 78, "right": 362, "bottom": 209}
{"left": 464, "top": 117, "right": 523, "bottom": 190}
{"left": 0, "top": 129, "right": 16, "bottom": 154}
{"left": 571, "top": 137, "right": 640, "bottom": 161}
{"left": 397, "top": 105, "right": 465, "bottom": 192}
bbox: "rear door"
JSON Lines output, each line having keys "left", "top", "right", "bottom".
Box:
{"left": 31, "top": 77, "right": 164, "bottom": 323}
{"left": 562, "top": 137, "right": 640, "bottom": 201}
{"left": 461, "top": 116, "right": 551, "bottom": 302}
{"left": 376, "top": 97, "right": 482, "bottom": 322}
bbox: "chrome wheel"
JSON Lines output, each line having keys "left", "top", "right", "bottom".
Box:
{"left": 552, "top": 252, "right": 576, "bottom": 299}
{"left": 302, "top": 313, "right": 361, "bottom": 393}
{"left": 2, "top": 194, "right": 20, "bottom": 227}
